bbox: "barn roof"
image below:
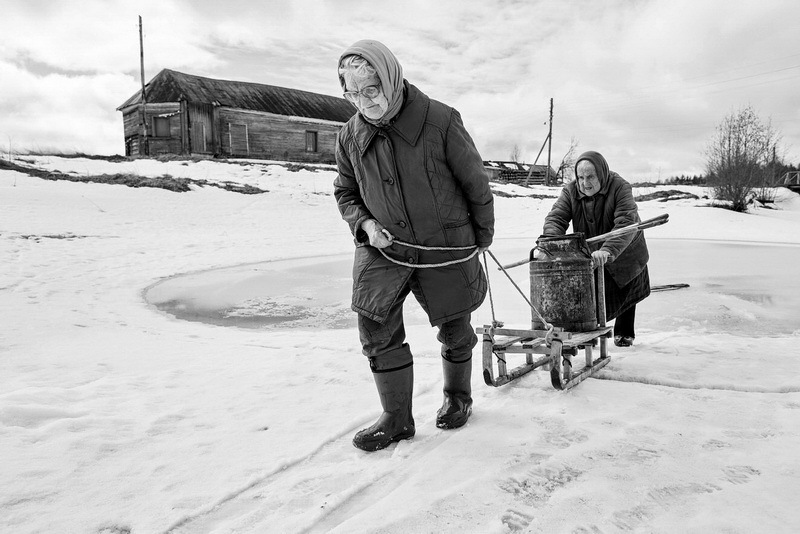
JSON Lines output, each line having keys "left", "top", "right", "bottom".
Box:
{"left": 117, "top": 68, "right": 355, "bottom": 123}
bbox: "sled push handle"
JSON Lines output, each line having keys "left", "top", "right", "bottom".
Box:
{"left": 586, "top": 212, "right": 669, "bottom": 244}
{"left": 499, "top": 213, "right": 669, "bottom": 270}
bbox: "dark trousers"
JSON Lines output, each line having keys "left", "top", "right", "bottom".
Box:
{"left": 613, "top": 304, "right": 636, "bottom": 338}
{"left": 357, "top": 282, "right": 477, "bottom": 373}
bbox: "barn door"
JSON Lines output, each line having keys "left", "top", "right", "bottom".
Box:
{"left": 228, "top": 123, "right": 249, "bottom": 156}
{"left": 191, "top": 122, "right": 207, "bottom": 152}
{"left": 188, "top": 103, "right": 213, "bottom": 154}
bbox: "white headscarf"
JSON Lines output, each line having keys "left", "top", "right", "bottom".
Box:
{"left": 338, "top": 40, "right": 405, "bottom": 126}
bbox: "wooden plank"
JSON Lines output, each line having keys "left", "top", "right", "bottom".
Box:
{"left": 560, "top": 327, "right": 613, "bottom": 348}
{"left": 492, "top": 335, "right": 531, "bottom": 350}
{"left": 501, "top": 345, "right": 550, "bottom": 355}
{"left": 477, "top": 326, "right": 572, "bottom": 340}
{"left": 521, "top": 339, "right": 547, "bottom": 350}
{"left": 491, "top": 336, "right": 549, "bottom": 351}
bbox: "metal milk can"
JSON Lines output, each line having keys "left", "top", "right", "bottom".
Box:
{"left": 530, "top": 233, "right": 597, "bottom": 332}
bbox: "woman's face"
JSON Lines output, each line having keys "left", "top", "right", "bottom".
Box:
{"left": 344, "top": 73, "right": 389, "bottom": 121}
{"left": 576, "top": 160, "right": 601, "bottom": 197}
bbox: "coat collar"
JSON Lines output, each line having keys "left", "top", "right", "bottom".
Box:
{"left": 351, "top": 81, "right": 429, "bottom": 156}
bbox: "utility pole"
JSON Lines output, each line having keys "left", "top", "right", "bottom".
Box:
{"left": 139, "top": 15, "right": 149, "bottom": 156}
{"left": 523, "top": 134, "right": 549, "bottom": 188}
{"left": 546, "top": 97, "right": 553, "bottom": 186}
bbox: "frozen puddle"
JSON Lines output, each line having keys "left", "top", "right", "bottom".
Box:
{"left": 144, "top": 255, "right": 358, "bottom": 329}
{"left": 642, "top": 239, "right": 800, "bottom": 336}
{"left": 144, "top": 240, "right": 800, "bottom": 335}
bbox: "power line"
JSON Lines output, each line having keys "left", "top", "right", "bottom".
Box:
{"left": 563, "top": 67, "right": 800, "bottom": 113}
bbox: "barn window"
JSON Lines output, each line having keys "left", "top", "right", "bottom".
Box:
{"left": 153, "top": 116, "right": 171, "bottom": 137}
{"left": 305, "top": 131, "right": 318, "bottom": 152}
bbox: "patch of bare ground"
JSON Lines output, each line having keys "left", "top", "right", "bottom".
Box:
{"left": 634, "top": 189, "right": 700, "bottom": 202}
{"left": 0, "top": 158, "right": 267, "bottom": 194}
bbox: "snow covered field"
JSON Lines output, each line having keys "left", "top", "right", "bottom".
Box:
{"left": 2, "top": 156, "right": 800, "bottom": 533}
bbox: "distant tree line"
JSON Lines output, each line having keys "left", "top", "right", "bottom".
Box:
{"left": 632, "top": 162, "right": 799, "bottom": 189}
{"left": 631, "top": 174, "right": 708, "bottom": 187}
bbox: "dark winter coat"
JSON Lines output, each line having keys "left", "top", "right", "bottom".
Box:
{"left": 542, "top": 151, "right": 650, "bottom": 317}
{"left": 334, "top": 82, "right": 495, "bottom": 326}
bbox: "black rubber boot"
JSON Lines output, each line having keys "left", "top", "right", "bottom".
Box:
{"left": 436, "top": 358, "right": 473, "bottom": 429}
{"left": 353, "top": 365, "right": 415, "bottom": 451}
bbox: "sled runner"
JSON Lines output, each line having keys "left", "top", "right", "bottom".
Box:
{"left": 479, "top": 214, "right": 668, "bottom": 390}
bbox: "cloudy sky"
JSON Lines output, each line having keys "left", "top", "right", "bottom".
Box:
{"left": 2, "top": 0, "right": 799, "bottom": 179}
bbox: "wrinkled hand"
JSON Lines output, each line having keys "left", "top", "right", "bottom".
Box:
{"left": 478, "top": 246, "right": 490, "bottom": 254}
{"left": 591, "top": 250, "right": 611, "bottom": 268}
{"left": 362, "top": 219, "right": 394, "bottom": 249}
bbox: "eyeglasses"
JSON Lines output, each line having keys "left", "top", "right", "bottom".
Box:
{"left": 343, "top": 85, "right": 381, "bottom": 103}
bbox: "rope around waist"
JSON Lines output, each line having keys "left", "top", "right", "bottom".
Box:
{"left": 377, "top": 239, "right": 479, "bottom": 268}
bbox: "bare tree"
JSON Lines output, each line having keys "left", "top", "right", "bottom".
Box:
{"left": 705, "top": 105, "right": 782, "bottom": 212}
{"left": 509, "top": 144, "right": 521, "bottom": 163}
{"left": 555, "top": 137, "right": 579, "bottom": 184}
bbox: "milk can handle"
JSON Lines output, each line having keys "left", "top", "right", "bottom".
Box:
{"left": 531, "top": 245, "right": 551, "bottom": 260}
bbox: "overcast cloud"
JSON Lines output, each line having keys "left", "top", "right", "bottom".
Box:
{"left": 2, "top": 0, "right": 798, "bottom": 179}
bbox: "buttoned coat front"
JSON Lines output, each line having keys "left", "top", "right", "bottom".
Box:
{"left": 334, "top": 82, "right": 494, "bottom": 326}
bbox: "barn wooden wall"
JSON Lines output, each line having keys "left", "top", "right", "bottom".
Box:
{"left": 121, "top": 104, "right": 346, "bottom": 163}
{"left": 121, "top": 103, "right": 182, "bottom": 157}
{"left": 218, "top": 109, "right": 342, "bottom": 163}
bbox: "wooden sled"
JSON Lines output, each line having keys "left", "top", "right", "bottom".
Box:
{"left": 478, "top": 215, "right": 668, "bottom": 390}
{"left": 477, "top": 325, "right": 611, "bottom": 390}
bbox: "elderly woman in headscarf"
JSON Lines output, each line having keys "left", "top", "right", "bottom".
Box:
{"left": 542, "top": 151, "right": 650, "bottom": 348}
{"left": 333, "top": 40, "right": 494, "bottom": 451}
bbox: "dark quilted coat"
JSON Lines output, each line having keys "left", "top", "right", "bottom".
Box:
{"left": 542, "top": 152, "right": 650, "bottom": 318}
{"left": 334, "top": 82, "right": 494, "bottom": 326}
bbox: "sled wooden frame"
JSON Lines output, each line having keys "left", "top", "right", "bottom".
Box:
{"left": 478, "top": 263, "right": 612, "bottom": 390}
{"left": 477, "top": 325, "right": 612, "bottom": 390}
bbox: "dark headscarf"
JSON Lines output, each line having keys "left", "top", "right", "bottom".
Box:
{"left": 574, "top": 151, "right": 610, "bottom": 190}
{"left": 338, "top": 39, "right": 405, "bottom": 126}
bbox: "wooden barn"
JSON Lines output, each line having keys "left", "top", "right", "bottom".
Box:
{"left": 117, "top": 69, "right": 355, "bottom": 163}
